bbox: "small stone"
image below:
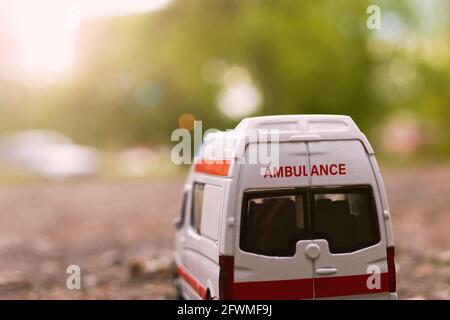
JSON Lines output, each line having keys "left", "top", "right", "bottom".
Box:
{"left": 144, "top": 255, "right": 173, "bottom": 274}
{"left": 0, "top": 273, "right": 31, "bottom": 291}
{"left": 128, "top": 257, "right": 146, "bottom": 278}
{"left": 127, "top": 254, "right": 174, "bottom": 279}
{"left": 84, "top": 274, "right": 98, "bottom": 288}
{"left": 412, "top": 264, "right": 434, "bottom": 277}
{"left": 433, "top": 250, "right": 450, "bottom": 265}
{"left": 435, "top": 289, "right": 449, "bottom": 300}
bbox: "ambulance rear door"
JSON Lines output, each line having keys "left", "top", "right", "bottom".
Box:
{"left": 307, "top": 140, "right": 390, "bottom": 299}
{"left": 233, "top": 142, "right": 314, "bottom": 299}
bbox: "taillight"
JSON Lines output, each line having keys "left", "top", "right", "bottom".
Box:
{"left": 387, "top": 247, "right": 396, "bottom": 292}
{"left": 219, "top": 255, "right": 234, "bottom": 300}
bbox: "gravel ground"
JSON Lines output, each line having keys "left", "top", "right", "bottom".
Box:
{"left": 0, "top": 165, "right": 448, "bottom": 299}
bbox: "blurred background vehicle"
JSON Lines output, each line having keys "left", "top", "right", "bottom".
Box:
{"left": 0, "top": 130, "right": 98, "bottom": 179}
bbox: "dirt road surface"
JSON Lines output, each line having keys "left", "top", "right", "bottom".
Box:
{"left": 0, "top": 165, "right": 448, "bottom": 299}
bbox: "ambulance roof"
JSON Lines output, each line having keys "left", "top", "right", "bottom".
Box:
{"left": 198, "top": 115, "right": 374, "bottom": 162}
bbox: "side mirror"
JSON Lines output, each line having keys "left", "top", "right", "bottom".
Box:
{"left": 174, "top": 192, "right": 188, "bottom": 230}
{"left": 173, "top": 217, "right": 183, "bottom": 230}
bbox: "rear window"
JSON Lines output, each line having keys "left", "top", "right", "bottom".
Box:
{"left": 311, "top": 187, "right": 380, "bottom": 253}
{"left": 240, "top": 186, "right": 380, "bottom": 256}
{"left": 240, "top": 190, "right": 308, "bottom": 257}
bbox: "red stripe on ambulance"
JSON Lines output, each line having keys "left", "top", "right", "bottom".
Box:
{"left": 177, "top": 265, "right": 207, "bottom": 300}
{"left": 232, "top": 278, "right": 313, "bottom": 300}
{"left": 231, "top": 272, "right": 388, "bottom": 299}
{"left": 315, "top": 273, "right": 389, "bottom": 298}
{"left": 194, "top": 159, "right": 231, "bottom": 176}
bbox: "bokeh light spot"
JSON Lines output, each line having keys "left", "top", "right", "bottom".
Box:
{"left": 178, "top": 113, "right": 196, "bottom": 131}
{"left": 134, "top": 81, "right": 161, "bottom": 109}
{"left": 217, "top": 66, "right": 262, "bottom": 119}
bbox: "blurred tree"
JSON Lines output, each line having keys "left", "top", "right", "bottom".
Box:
{"left": 0, "top": 0, "right": 448, "bottom": 157}
{"left": 65, "top": 0, "right": 381, "bottom": 145}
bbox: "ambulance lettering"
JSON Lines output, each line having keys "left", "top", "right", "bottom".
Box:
{"left": 263, "top": 163, "right": 346, "bottom": 178}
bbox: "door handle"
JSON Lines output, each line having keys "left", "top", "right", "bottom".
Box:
{"left": 316, "top": 267, "right": 338, "bottom": 275}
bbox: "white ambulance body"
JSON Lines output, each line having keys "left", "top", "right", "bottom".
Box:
{"left": 174, "top": 115, "right": 397, "bottom": 300}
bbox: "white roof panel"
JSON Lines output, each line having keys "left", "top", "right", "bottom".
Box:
{"left": 198, "top": 115, "right": 374, "bottom": 163}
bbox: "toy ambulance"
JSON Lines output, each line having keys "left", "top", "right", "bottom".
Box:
{"left": 173, "top": 115, "right": 397, "bottom": 300}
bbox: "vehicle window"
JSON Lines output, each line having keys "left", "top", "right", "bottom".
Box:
{"left": 200, "top": 185, "right": 222, "bottom": 241}
{"left": 175, "top": 192, "right": 188, "bottom": 229}
{"left": 240, "top": 191, "right": 308, "bottom": 257}
{"left": 311, "top": 187, "right": 380, "bottom": 253}
{"left": 191, "top": 183, "right": 204, "bottom": 233}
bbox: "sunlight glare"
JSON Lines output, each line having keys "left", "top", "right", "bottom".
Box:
{"left": 1, "top": 0, "right": 172, "bottom": 84}
{"left": 11, "top": 1, "right": 75, "bottom": 82}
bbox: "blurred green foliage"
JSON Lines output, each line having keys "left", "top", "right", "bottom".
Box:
{"left": 0, "top": 0, "right": 449, "bottom": 157}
